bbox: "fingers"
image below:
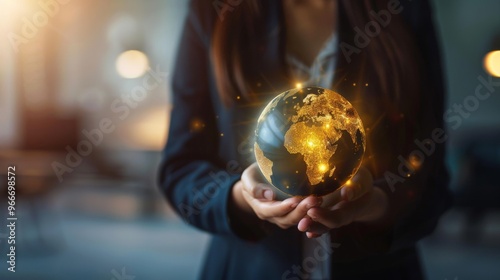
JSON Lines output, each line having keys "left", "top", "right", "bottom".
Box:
{"left": 320, "top": 187, "right": 342, "bottom": 208}
{"left": 240, "top": 163, "right": 314, "bottom": 227}
{"left": 297, "top": 216, "right": 312, "bottom": 232}
{"left": 293, "top": 167, "right": 379, "bottom": 234}
{"left": 242, "top": 194, "right": 322, "bottom": 230}
{"left": 306, "top": 232, "right": 322, "bottom": 238}
{"left": 298, "top": 217, "right": 329, "bottom": 235}
{"left": 240, "top": 163, "right": 379, "bottom": 231}
{"left": 241, "top": 189, "right": 302, "bottom": 220}
{"left": 304, "top": 186, "right": 387, "bottom": 231}
{"left": 274, "top": 196, "right": 322, "bottom": 228}
{"left": 341, "top": 167, "right": 373, "bottom": 202}
{"left": 307, "top": 200, "right": 359, "bottom": 229}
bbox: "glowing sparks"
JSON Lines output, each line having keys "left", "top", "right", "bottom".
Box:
{"left": 255, "top": 86, "right": 366, "bottom": 195}
{"left": 307, "top": 139, "right": 315, "bottom": 147}
{"left": 282, "top": 180, "right": 291, "bottom": 189}
{"left": 409, "top": 155, "right": 422, "bottom": 169}
{"left": 318, "top": 163, "right": 328, "bottom": 172}
{"left": 190, "top": 119, "right": 205, "bottom": 131}
{"left": 284, "top": 90, "right": 365, "bottom": 186}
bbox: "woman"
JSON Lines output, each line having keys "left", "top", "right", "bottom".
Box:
{"left": 159, "top": 0, "right": 452, "bottom": 279}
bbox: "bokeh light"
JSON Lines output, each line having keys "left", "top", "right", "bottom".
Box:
{"left": 484, "top": 50, "right": 500, "bottom": 77}
{"left": 0, "top": 0, "right": 27, "bottom": 25}
{"left": 116, "top": 50, "right": 149, "bottom": 79}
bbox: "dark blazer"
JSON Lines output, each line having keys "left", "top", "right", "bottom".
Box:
{"left": 158, "top": 0, "right": 452, "bottom": 279}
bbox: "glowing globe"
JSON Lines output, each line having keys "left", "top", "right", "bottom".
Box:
{"left": 254, "top": 86, "right": 366, "bottom": 199}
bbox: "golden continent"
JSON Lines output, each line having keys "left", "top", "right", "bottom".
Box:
{"left": 254, "top": 142, "right": 273, "bottom": 183}
{"left": 284, "top": 90, "right": 363, "bottom": 186}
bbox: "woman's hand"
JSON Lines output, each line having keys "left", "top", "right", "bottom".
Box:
{"left": 232, "top": 163, "right": 322, "bottom": 229}
{"left": 297, "top": 167, "right": 388, "bottom": 238}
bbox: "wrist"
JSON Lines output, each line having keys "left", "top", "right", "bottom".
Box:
{"left": 228, "top": 180, "right": 272, "bottom": 240}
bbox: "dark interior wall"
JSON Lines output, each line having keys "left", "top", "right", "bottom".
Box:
{"left": 433, "top": 0, "right": 500, "bottom": 128}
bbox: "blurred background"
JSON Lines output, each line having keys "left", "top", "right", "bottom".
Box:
{"left": 0, "top": 0, "right": 499, "bottom": 279}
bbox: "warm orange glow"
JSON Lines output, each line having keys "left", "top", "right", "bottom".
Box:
{"left": 409, "top": 155, "right": 422, "bottom": 170}
{"left": 125, "top": 107, "right": 168, "bottom": 150}
{"left": 318, "top": 163, "right": 328, "bottom": 172}
{"left": 0, "top": 1, "right": 28, "bottom": 25}
{"left": 307, "top": 137, "right": 318, "bottom": 148}
{"left": 190, "top": 119, "right": 205, "bottom": 131}
{"left": 116, "top": 50, "right": 149, "bottom": 79}
{"left": 296, "top": 82, "right": 303, "bottom": 89}
{"left": 484, "top": 50, "right": 500, "bottom": 77}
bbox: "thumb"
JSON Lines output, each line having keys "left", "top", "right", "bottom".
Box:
{"left": 257, "top": 184, "right": 275, "bottom": 200}
{"left": 241, "top": 164, "right": 275, "bottom": 201}
{"left": 242, "top": 182, "right": 274, "bottom": 201}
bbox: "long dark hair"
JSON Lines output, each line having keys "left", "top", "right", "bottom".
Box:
{"left": 212, "top": 0, "right": 424, "bottom": 174}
